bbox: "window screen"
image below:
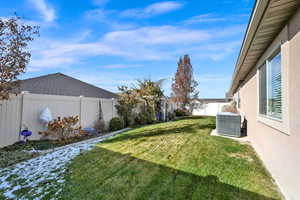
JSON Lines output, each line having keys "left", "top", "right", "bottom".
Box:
{"left": 267, "top": 52, "right": 282, "bottom": 119}
{"left": 259, "top": 64, "right": 267, "bottom": 115}
{"left": 259, "top": 51, "right": 282, "bottom": 119}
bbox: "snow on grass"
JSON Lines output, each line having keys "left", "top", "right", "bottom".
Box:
{"left": 0, "top": 129, "right": 130, "bottom": 199}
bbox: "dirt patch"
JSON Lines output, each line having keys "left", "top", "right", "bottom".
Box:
{"left": 229, "top": 153, "right": 254, "bottom": 162}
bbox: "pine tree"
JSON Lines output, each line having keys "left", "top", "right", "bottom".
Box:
{"left": 172, "top": 55, "right": 198, "bottom": 109}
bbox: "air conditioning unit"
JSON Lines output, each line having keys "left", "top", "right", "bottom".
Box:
{"left": 216, "top": 112, "right": 241, "bottom": 137}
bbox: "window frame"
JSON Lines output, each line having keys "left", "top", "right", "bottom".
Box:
{"left": 258, "top": 49, "right": 282, "bottom": 121}
{"left": 256, "top": 37, "right": 290, "bottom": 135}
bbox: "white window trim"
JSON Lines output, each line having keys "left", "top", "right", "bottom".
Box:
{"left": 256, "top": 41, "right": 290, "bottom": 135}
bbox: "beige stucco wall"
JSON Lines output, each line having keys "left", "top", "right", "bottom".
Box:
{"left": 236, "top": 8, "right": 300, "bottom": 200}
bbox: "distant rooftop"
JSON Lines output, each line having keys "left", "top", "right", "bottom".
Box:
{"left": 194, "top": 98, "right": 230, "bottom": 103}
{"left": 17, "top": 73, "right": 118, "bottom": 99}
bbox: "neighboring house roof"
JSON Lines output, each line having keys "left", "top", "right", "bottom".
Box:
{"left": 194, "top": 98, "right": 230, "bottom": 103}
{"left": 17, "top": 73, "right": 118, "bottom": 99}
{"left": 229, "top": 0, "right": 300, "bottom": 95}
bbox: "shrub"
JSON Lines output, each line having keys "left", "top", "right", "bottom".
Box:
{"left": 135, "top": 112, "right": 148, "bottom": 125}
{"left": 145, "top": 108, "right": 156, "bottom": 124}
{"left": 39, "top": 116, "right": 82, "bottom": 142}
{"left": 174, "top": 109, "right": 189, "bottom": 117}
{"left": 115, "top": 104, "right": 135, "bottom": 127}
{"left": 135, "top": 108, "right": 156, "bottom": 125}
{"left": 167, "top": 112, "right": 176, "bottom": 120}
{"left": 221, "top": 101, "right": 238, "bottom": 113}
{"left": 109, "top": 117, "right": 125, "bottom": 131}
{"left": 94, "top": 119, "right": 106, "bottom": 132}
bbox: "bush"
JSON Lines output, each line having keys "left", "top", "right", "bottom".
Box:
{"left": 135, "top": 108, "right": 156, "bottom": 125}
{"left": 221, "top": 101, "right": 238, "bottom": 113}
{"left": 167, "top": 112, "right": 176, "bottom": 120}
{"left": 135, "top": 112, "right": 148, "bottom": 125}
{"left": 115, "top": 104, "right": 135, "bottom": 127}
{"left": 39, "top": 116, "right": 82, "bottom": 142}
{"left": 109, "top": 117, "right": 125, "bottom": 131}
{"left": 94, "top": 119, "right": 106, "bottom": 132}
{"left": 174, "top": 109, "right": 189, "bottom": 117}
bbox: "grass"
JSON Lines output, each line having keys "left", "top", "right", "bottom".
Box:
{"left": 0, "top": 150, "right": 36, "bottom": 168}
{"left": 0, "top": 140, "right": 58, "bottom": 168}
{"left": 0, "top": 131, "right": 111, "bottom": 168}
{"left": 61, "top": 116, "right": 282, "bottom": 200}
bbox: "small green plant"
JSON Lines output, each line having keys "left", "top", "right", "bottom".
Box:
{"left": 167, "top": 112, "right": 176, "bottom": 120}
{"left": 135, "top": 107, "right": 156, "bottom": 125}
{"left": 109, "top": 117, "right": 125, "bottom": 131}
{"left": 94, "top": 119, "right": 106, "bottom": 132}
{"left": 135, "top": 112, "right": 148, "bottom": 125}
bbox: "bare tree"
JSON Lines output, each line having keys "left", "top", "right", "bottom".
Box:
{"left": 0, "top": 15, "right": 39, "bottom": 100}
{"left": 171, "top": 55, "right": 198, "bottom": 109}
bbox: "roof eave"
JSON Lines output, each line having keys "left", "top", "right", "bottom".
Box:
{"left": 229, "top": 0, "right": 300, "bottom": 95}
{"left": 229, "top": 0, "right": 270, "bottom": 95}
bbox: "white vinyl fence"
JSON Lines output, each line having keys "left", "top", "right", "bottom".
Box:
{"left": 192, "top": 102, "right": 229, "bottom": 116}
{"left": 0, "top": 93, "right": 118, "bottom": 147}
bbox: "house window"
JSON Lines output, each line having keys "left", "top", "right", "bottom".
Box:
{"left": 259, "top": 50, "right": 282, "bottom": 119}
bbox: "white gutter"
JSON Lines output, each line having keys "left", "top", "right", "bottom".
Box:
{"left": 229, "top": 0, "right": 271, "bottom": 95}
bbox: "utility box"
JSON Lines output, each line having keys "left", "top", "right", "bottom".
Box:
{"left": 216, "top": 112, "right": 241, "bottom": 137}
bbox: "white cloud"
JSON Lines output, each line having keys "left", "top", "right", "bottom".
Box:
{"left": 120, "top": 1, "right": 183, "bottom": 18}
{"left": 103, "top": 26, "right": 211, "bottom": 45}
{"left": 92, "top": 0, "right": 110, "bottom": 6}
{"left": 28, "top": 24, "right": 243, "bottom": 71}
{"left": 101, "top": 64, "right": 142, "bottom": 69}
{"left": 67, "top": 71, "right": 137, "bottom": 92}
{"left": 183, "top": 14, "right": 226, "bottom": 24}
{"left": 196, "top": 74, "right": 231, "bottom": 82}
{"left": 84, "top": 9, "right": 137, "bottom": 30}
{"left": 28, "top": 41, "right": 131, "bottom": 71}
{"left": 28, "top": 0, "right": 56, "bottom": 22}
{"left": 144, "top": 1, "right": 183, "bottom": 15}
{"left": 84, "top": 9, "right": 113, "bottom": 20}
{"left": 184, "top": 40, "right": 242, "bottom": 61}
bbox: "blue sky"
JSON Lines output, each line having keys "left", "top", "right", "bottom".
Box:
{"left": 1, "top": 0, "right": 254, "bottom": 97}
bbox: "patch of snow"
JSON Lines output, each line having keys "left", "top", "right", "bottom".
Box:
{"left": 0, "top": 128, "right": 130, "bottom": 199}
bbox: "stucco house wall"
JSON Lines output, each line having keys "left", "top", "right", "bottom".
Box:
{"left": 235, "top": 8, "right": 300, "bottom": 200}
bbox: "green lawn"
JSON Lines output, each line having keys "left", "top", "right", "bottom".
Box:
{"left": 62, "top": 116, "right": 282, "bottom": 200}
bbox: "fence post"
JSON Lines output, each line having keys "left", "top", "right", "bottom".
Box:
{"left": 19, "top": 92, "right": 28, "bottom": 130}
{"left": 79, "top": 95, "right": 84, "bottom": 127}
{"left": 111, "top": 98, "right": 115, "bottom": 118}
{"left": 19, "top": 91, "right": 29, "bottom": 140}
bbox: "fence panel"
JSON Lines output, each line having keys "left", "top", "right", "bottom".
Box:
{"left": 22, "top": 93, "right": 81, "bottom": 140}
{"left": 0, "top": 93, "right": 119, "bottom": 147}
{"left": 100, "top": 98, "right": 116, "bottom": 128}
{"left": 192, "top": 102, "right": 229, "bottom": 116}
{"left": 0, "top": 95, "right": 22, "bottom": 147}
{"left": 81, "top": 97, "right": 101, "bottom": 128}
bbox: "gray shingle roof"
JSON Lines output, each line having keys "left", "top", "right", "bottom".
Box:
{"left": 18, "top": 73, "right": 118, "bottom": 99}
